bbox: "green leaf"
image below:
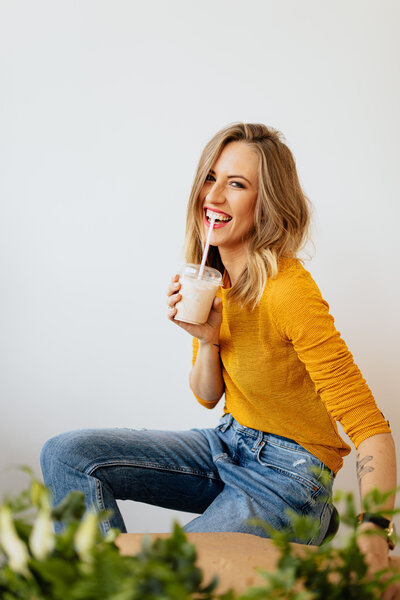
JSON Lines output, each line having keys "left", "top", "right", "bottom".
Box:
{"left": 51, "top": 491, "right": 86, "bottom": 523}
{"left": 1, "top": 473, "right": 399, "bottom": 600}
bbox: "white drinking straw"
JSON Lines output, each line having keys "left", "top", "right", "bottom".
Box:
{"left": 198, "top": 214, "right": 216, "bottom": 279}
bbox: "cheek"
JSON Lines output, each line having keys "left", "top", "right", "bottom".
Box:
{"left": 197, "top": 205, "right": 204, "bottom": 224}
{"left": 241, "top": 203, "right": 256, "bottom": 220}
{"left": 200, "top": 183, "right": 211, "bottom": 199}
{"left": 239, "top": 207, "right": 257, "bottom": 231}
{"left": 197, "top": 191, "right": 206, "bottom": 210}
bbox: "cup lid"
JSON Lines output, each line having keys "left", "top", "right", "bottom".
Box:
{"left": 179, "top": 263, "right": 223, "bottom": 283}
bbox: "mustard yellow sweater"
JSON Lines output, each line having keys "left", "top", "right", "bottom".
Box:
{"left": 192, "top": 258, "right": 390, "bottom": 474}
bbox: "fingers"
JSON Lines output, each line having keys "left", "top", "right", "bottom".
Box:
{"left": 167, "top": 293, "right": 181, "bottom": 319}
{"left": 166, "top": 274, "right": 181, "bottom": 297}
{"left": 167, "top": 274, "right": 181, "bottom": 320}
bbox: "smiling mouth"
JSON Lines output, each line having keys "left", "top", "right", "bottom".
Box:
{"left": 204, "top": 208, "right": 232, "bottom": 224}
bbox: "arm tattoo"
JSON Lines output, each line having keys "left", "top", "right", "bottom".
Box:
{"left": 356, "top": 453, "right": 375, "bottom": 485}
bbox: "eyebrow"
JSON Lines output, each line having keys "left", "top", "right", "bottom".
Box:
{"left": 209, "top": 169, "right": 252, "bottom": 185}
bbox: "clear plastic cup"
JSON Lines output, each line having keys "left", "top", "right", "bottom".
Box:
{"left": 175, "top": 263, "right": 223, "bottom": 325}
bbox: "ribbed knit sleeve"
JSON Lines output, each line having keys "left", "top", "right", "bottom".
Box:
{"left": 268, "top": 264, "right": 390, "bottom": 447}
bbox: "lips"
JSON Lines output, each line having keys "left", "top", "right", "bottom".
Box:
{"left": 204, "top": 207, "right": 232, "bottom": 229}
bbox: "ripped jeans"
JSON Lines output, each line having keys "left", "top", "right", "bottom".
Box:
{"left": 40, "top": 413, "right": 334, "bottom": 544}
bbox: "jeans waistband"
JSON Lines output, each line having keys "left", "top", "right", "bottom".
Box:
{"left": 218, "top": 413, "right": 318, "bottom": 455}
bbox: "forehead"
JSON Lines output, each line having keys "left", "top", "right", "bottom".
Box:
{"left": 212, "top": 141, "right": 259, "bottom": 180}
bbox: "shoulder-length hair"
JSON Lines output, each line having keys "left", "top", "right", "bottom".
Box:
{"left": 184, "top": 122, "right": 311, "bottom": 309}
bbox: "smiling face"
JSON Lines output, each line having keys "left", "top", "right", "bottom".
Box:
{"left": 199, "top": 141, "right": 259, "bottom": 257}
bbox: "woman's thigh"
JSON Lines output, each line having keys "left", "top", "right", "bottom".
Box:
{"left": 185, "top": 414, "right": 334, "bottom": 544}
{"left": 41, "top": 426, "right": 224, "bottom": 514}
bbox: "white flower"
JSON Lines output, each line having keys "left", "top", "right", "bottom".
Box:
{"left": 0, "top": 505, "right": 30, "bottom": 575}
{"left": 30, "top": 479, "right": 48, "bottom": 508}
{"left": 74, "top": 511, "right": 98, "bottom": 562}
{"left": 29, "top": 508, "right": 55, "bottom": 560}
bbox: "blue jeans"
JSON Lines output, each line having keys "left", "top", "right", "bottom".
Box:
{"left": 40, "top": 413, "right": 334, "bottom": 544}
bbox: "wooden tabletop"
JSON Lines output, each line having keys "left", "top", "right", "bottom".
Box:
{"left": 116, "top": 532, "right": 400, "bottom": 595}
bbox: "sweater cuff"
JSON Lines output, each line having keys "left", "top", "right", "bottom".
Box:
{"left": 189, "top": 383, "right": 220, "bottom": 410}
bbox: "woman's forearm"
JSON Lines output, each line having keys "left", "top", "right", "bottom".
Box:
{"left": 356, "top": 432, "right": 397, "bottom": 514}
{"left": 189, "top": 341, "right": 224, "bottom": 402}
{"left": 355, "top": 433, "right": 397, "bottom": 586}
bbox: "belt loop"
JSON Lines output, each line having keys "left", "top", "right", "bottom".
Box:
{"left": 252, "top": 429, "right": 264, "bottom": 452}
{"left": 220, "top": 413, "right": 233, "bottom": 433}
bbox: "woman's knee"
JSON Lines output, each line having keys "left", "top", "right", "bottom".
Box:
{"left": 40, "top": 430, "right": 94, "bottom": 477}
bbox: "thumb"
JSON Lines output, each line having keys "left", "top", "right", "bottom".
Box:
{"left": 212, "top": 297, "right": 223, "bottom": 312}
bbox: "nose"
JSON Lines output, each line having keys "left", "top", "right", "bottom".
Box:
{"left": 205, "top": 182, "right": 225, "bottom": 205}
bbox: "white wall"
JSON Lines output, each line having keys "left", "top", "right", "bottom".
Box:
{"left": 1, "top": 0, "right": 399, "bottom": 537}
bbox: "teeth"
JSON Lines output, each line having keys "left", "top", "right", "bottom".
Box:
{"left": 206, "top": 209, "right": 231, "bottom": 222}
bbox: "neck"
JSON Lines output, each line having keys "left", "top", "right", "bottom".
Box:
{"left": 218, "top": 246, "right": 248, "bottom": 287}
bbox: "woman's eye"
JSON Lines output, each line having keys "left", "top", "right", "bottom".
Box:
{"left": 230, "top": 181, "right": 244, "bottom": 189}
{"left": 204, "top": 174, "right": 244, "bottom": 188}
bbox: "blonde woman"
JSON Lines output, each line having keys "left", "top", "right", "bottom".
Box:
{"left": 168, "top": 123, "right": 396, "bottom": 582}
{"left": 41, "top": 123, "right": 396, "bottom": 586}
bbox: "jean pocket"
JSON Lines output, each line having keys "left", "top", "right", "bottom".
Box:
{"left": 256, "top": 442, "right": 332, "bottom": 514}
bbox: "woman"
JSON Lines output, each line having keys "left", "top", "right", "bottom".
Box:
{"left": 41, "top": 123, "right": 396, "bottom": 579}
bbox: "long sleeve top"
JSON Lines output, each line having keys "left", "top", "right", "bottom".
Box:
{"left": 191, "top": 258, "right": 390, "bottom": 474}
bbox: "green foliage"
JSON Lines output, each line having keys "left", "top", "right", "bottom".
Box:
{"left": 0, "top": 473, "right": 218, "bottom": 599}
{"left": 240, "top": 487, "right": 400, "bottom": 600}
{"left": 0, "top": 473, "right": 400, "bottom": 599}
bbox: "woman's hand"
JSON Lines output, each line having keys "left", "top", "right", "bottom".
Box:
{"left": 357, "top": 528, "right": 400, "bottom": 599}
{"left": 167, "top": 274, "right": 224, "bottom": 403}
{"left": 166, "top": 274, "right": 223, "bottom": 345}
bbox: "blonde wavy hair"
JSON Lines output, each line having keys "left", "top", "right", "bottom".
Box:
{"left": 184, "top": 122, "right": 311, "bottom": 308}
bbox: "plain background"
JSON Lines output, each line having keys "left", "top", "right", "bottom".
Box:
{"left": 1, "top": 0, "right": 399, "bottom": 542}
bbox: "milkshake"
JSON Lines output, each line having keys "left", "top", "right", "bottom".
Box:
{"left": 175, "top": 264, "right": 223, "bottom": 325}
